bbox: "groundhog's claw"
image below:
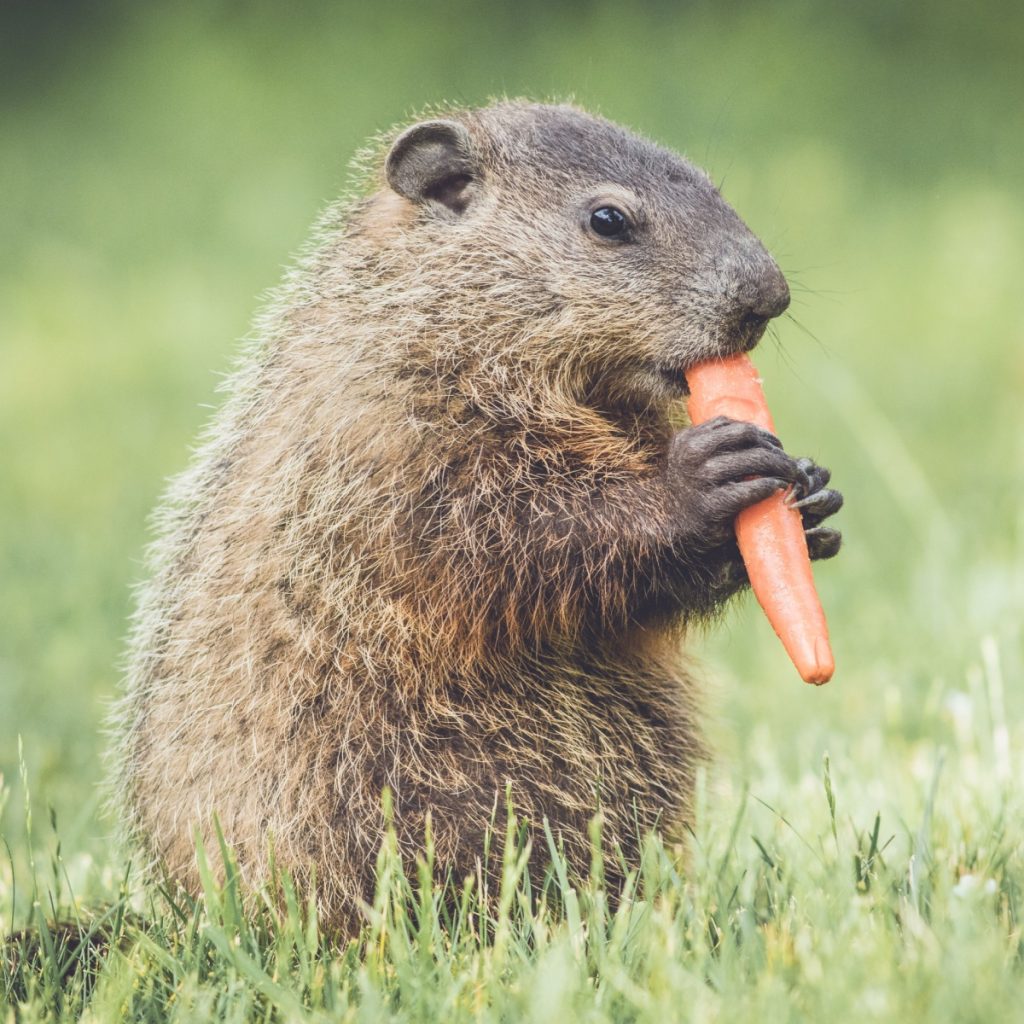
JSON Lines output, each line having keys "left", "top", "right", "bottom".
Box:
{"left": 794, "top": 457, "right": 831, "bottom": 493}
{"left": 791, "top": 458, "right": 843, "bottom": 528}
{"left": 788, "top": 457, "right": 843, "bottom": 559}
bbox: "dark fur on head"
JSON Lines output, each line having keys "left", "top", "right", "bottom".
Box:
{"left": 111, "top": 100, "right": 841, "bottom": 934}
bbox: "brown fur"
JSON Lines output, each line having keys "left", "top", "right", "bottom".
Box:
{"left": 111, "top": 100, "right": 815, "bottom": 934}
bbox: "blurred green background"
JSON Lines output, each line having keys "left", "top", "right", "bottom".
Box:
{"left": 1, "top": 0, "right": 1022, "bottom": 872}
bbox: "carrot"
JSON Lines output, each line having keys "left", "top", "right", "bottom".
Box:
{"left": 685, "top": 353, "right": 834, "bottom": 685}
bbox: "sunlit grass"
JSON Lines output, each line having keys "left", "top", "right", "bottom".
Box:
{"left": 5, "top": 664, "right": 1024, "bottom": 1022}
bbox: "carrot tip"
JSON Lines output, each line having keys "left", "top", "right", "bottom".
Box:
{"left": 801, "top": 637, "right": 835, "bottom": 686}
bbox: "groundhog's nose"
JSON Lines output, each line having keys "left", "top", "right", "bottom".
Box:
{"left": 746, "top": 264, "right": 791, "bottom": 320}
{"left": 750, "top": 283, "right": 790, "bottom": 320}
{"left": 734, "top": 263, "right": 790, "bottom": 351}
{"left": 726, "top": 259, "right": 788, "bottom": 351}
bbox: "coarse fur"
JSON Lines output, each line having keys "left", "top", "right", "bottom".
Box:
{"left": 109, "top": 100, "right": 842, "bottom": 935}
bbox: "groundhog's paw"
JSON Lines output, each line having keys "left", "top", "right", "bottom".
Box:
{"left": 791, "top": 458, "right": 843, "bottom": 528}
{"left": 804, "top": 525, "right": 842, "bottom": 560}
{"left": 668, "top": 416, "right": 809, "bottom": 549}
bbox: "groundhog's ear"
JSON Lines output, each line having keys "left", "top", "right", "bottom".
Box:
{"left": 385, "top": 120, "right": 477, "bottom": 215}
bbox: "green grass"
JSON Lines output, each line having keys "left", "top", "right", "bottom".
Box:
{"left": 2, "top": 0, "right": 1024, "bottom": 1019}
{"left": 6, "top": 721, "right": 1024, "bottom": 1021}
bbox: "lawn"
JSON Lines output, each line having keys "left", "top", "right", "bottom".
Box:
{"left": 2, "top": 1, "right": 1023, "bottom": 1019}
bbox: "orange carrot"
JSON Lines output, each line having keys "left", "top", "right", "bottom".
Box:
{"left": 685, "top": 353, "right": 834, "bottom": 685}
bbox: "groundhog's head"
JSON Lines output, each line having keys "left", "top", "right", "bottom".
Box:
{"left": 356, "top": 101, "right": 789, "bottom": 413}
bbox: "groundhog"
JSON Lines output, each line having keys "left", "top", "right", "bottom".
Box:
{"left": 112, "top": 100, "right": 842, "bottom": 933}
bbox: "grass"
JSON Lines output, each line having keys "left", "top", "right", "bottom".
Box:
{"left": 6, "top": 716, "right": 1024, "bottom": 1021}
{"left": 2, "top": 0, "right": 1024, "bottom": 1019}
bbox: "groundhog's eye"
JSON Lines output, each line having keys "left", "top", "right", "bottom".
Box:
{"left": 589, "top": 206, "right": 629, "bottom": 238}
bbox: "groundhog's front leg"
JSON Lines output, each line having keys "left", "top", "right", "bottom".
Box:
{"left": 680, "top": 432, "right": 843, "bottom": 607}
{"left": 434, "top": 417, "right": 838, "bottom": 644}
